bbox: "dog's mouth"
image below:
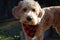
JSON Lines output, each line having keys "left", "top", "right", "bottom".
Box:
{"left": 23, "top": 23, "right": 38, "bottom": 27}
{"left": 22, "top": 20, "right": 34, "bottom": 25}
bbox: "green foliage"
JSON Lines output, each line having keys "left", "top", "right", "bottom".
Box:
{"left": 0, "top": 33, "right": 14, "bottom": 40}
{"left": 0, "top": 22, "right": 21, "bottom": 40}
{"left": 0, "top": 33, "right": 20, "bottom": 40}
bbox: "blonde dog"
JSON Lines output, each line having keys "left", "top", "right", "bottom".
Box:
{"left": 12, "top": 0, "right": 60, "bottom": 40}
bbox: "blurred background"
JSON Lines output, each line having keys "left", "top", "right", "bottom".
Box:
{"left": 0, "top": 0, "right": 60, "bottom": 40}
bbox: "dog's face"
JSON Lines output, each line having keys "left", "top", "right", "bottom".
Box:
{"left": 12, "top": 0, "right": 44, "bottom": 25}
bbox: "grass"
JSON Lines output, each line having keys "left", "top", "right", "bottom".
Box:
{"left": 0, "top": 21, "right": 21, "bottom": 40}
{"left": 0, "top": 34, "right": 20, "bottom": 40}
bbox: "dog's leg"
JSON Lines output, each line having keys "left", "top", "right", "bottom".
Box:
{"left": 54, "top": 24, "right": 60, "bottom": 35}
{"left": 35, "top": 27, "right": 44, "bottom": 40}
{"left": 25, "top": 35, "right": 32, "bottom": 40}
{"left": 24, "top": 31, "right": 32, "bottom": 40}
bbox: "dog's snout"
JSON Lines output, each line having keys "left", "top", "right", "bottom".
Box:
{"left": 26, "top": 16, "right": 32, "bottom": 21}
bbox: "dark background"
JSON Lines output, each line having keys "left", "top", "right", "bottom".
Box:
{"left": 0, "top": 0, "right": 60, "bottom": 22}
{"left": 0, "top": 0, "right": 60, "bottom": 40}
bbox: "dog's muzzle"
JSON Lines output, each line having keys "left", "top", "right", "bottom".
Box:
{"left": 26, "top": 16, "right": 32, "bottom": 21}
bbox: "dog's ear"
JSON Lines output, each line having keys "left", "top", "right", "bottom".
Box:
{"left": 12, "top": 6, "right": 20, "bottom": 19}
{"left": 38, "top": 10, "right": 42, "bottom": 17}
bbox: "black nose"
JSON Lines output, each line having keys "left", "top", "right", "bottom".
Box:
{"left": 26, "top": 16, "right": 32, "bottom": 21}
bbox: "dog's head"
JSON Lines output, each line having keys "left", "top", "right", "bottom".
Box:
{"left": 12, "top": 0, "right": 45, "bottom": 25}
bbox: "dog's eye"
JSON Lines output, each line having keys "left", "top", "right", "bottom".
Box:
{"left": 32, "top": 8, "right": 35, "bottom": 12}
{"left": 23, "top": 8, "right": 27, "bottom": 12}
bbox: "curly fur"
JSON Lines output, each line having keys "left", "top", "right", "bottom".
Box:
{"left": 12, "top": 0, "right": 60, "bottom": 40}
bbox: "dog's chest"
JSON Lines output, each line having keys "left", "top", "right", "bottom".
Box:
{"left": 23, "top": 24, "right": 38, "bottom": 37}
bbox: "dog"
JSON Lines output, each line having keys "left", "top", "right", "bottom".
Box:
{"left": 12, "top": 0, "right": 60, "bottom": 40}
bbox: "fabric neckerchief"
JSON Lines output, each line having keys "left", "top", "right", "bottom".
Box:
{"left": 23, "top": 24, "right": 38, "bottom": 37}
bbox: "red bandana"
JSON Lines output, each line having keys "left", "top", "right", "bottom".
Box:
{"left": 23, "top": 24, "right": 38, "bottom": 37}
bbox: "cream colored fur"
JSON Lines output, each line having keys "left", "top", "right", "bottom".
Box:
{"left": 12, "top": 0, "right": 60, "bottom": 40}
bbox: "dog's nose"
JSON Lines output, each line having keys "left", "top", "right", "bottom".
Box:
{"left": 26, "top": 16, "right": 32, "bottom": 21}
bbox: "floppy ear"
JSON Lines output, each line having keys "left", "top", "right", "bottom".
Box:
{"left": 38, "top": 9, "right": 42, "bottom": 17}
{"left": 12, "top": 6, "right": 20, "bottom": 19}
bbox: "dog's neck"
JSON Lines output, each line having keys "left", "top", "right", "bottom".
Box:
{"left": 38, "top": 8, "right": 54, "bottom": 31}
